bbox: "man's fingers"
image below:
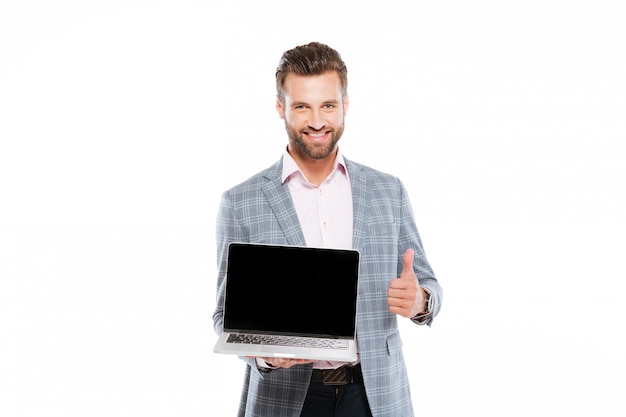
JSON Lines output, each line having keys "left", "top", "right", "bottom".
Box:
{"left": 272, "top": 358, "right": 315, "bottom": 368}
{"left": 388, "top": 249, "right": 423, "bottom": 318}
{"left": 249, "top": 357, "right": 315, "bottom": 369}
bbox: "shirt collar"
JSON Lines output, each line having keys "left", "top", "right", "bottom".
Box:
{"left": 281, "top": 147, "right": 348, "bottom": 184}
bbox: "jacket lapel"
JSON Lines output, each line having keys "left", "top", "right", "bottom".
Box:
{"left": 345, "top": 158, "right": 371, "bottom": 252}
{"left": 260, "top": 158, "right": 307, "bottom": 247}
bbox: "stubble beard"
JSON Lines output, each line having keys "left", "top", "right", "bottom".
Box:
{"left": 286, "top": 124, "right": 344, "bottom": 161}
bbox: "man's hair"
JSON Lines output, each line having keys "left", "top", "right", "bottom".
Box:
{"left": 275, "top": 42, "right": 348, "bottom": 104}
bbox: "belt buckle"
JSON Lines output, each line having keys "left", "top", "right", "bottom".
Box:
{"left": 322, "top": 367, "right": 352, "bottom": 386}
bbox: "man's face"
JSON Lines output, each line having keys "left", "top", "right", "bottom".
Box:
{"left": 277, "top": 71, "right": 349, "bottom": 162}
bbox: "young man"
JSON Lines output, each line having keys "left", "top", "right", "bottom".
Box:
{"left": 213, "top": 42, "right": 442, "bottom": 417}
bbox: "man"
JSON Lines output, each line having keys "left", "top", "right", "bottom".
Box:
{"left": 213, "top": 42, "right": 442, "bottom": 417}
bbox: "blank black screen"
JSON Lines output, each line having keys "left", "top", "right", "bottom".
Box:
{"left": 223, "top": 243, "right": 360, "bottom": 338}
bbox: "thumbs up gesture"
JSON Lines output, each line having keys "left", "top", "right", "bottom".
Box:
{"left": 387, "top": 249, "right": 427, "bottom": 318}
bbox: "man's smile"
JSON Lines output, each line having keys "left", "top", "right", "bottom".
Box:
{"left": 304, "top": 131, "right": 330, "bottom": 142}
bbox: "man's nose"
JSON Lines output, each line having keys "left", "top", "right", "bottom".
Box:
{"left": 308, "top": 110, "right": 325, "bottom": 130}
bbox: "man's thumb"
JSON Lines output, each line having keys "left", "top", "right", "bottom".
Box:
{"left": 401, "top": 248, "right": 415, "bottom": 279}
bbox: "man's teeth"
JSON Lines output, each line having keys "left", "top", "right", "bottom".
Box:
{"left": 309, "top": 133, "right": 324, "bottom": 137}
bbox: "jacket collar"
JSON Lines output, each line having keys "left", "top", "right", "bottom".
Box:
{"left": 260, "top": 156, "right": 371, "bottom": 251}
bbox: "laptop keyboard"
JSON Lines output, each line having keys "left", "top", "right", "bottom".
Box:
{"left": 227, "top": 334, "right": 348, "bottom": 350}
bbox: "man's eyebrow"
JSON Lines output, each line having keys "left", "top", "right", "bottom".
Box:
{"left": 290, "top": 99, "right": 340, "bottom": 107}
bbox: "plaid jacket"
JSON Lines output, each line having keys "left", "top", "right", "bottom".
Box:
{"left": 213, "top": 156, "right": 442, "bottom": 417}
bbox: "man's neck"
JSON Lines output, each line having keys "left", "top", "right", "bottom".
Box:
{"left": 287, "top": 147, "right": 338, "bottom": 187}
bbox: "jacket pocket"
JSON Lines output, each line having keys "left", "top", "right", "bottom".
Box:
{"left": 386, "top": 331, "right": 403, "bottom": 356}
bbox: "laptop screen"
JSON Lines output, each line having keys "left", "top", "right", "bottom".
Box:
{"left": 223, "top": 243, "right": 360, "bottom": 339}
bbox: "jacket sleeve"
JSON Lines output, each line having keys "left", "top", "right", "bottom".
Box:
{"left": 212, "top": 190, "right": 246, "bottom": 336}
{"left": 396, "top": 178, "right": 443, "bottom": 326}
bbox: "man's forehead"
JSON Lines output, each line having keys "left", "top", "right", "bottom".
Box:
{"left": 282, "top": 71, "right": 343, "bottom": 98}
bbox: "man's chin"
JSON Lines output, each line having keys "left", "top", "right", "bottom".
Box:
{"left": 305, "top": 143, "right": 337, "bottom": 160}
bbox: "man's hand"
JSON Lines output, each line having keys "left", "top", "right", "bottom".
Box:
{"left": 387, "top": 248, "right": 426, "bottom": 318}
{"left": 247, "top": 357, "right": 315, "bottom": 369}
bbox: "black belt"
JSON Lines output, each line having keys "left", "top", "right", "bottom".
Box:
{"left": 311, "top": 364, "right": 364, "bottom": 386}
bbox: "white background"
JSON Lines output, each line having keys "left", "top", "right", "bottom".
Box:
{"left": 1, "top": 1, "right": 625, "bottom": 416}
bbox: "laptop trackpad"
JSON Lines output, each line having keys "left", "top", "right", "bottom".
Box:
{"left": 262, "top": 346, "right": 307, "bottom": 358}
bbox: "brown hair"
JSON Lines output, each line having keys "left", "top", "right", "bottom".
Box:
{"left": 275, "top": 42, "right": 348, "bottom": 104}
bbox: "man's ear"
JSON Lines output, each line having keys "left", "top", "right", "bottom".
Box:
{"left": 276, "top": 97, "right": 285, "bottom": 119}
{"left": 343, "top": 94, "right": 349, "bottom": 116}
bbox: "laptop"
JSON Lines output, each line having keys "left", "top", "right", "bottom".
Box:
{"left": 213, "top": 242, "right": 360, "bottom": 362}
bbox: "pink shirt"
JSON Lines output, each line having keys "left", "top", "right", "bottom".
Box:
{"left": 281, "top": 149, "right": 353, "bottom": 250}
{"left": 282, "top": 149, "right": 358, "bottom": 369}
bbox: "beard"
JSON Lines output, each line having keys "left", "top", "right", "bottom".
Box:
{"left": 285, "top": 123, "right": 345, "bottom": 160}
